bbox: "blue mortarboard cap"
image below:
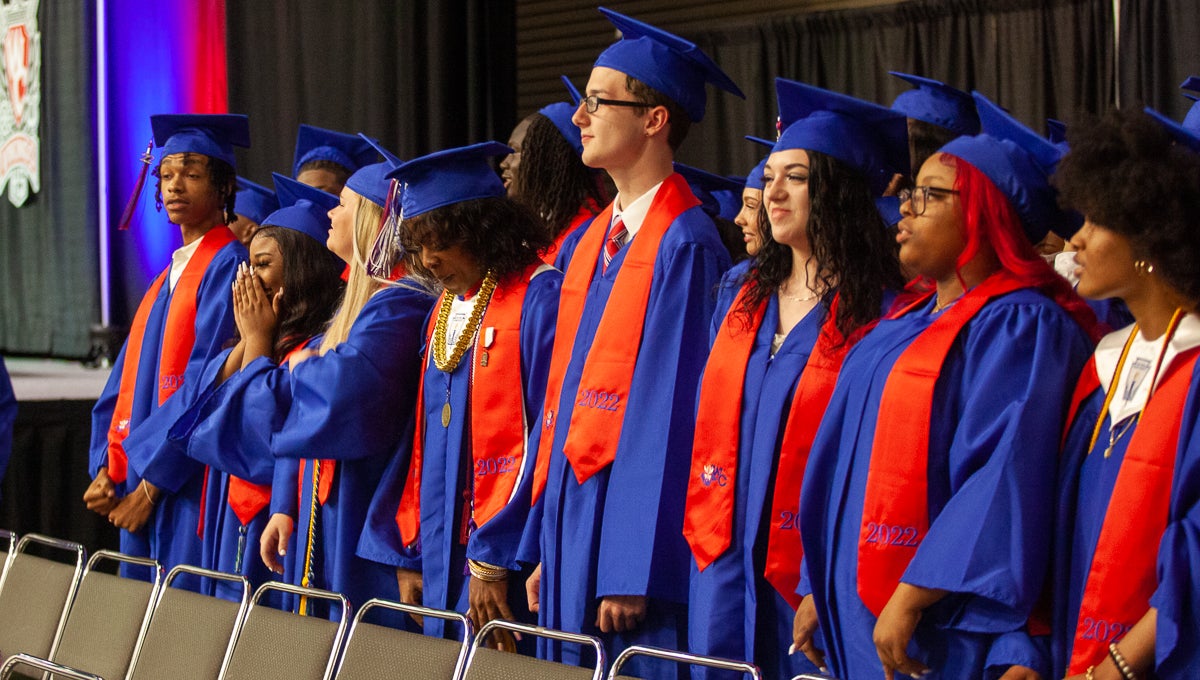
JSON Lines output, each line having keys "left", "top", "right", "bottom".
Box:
{"left": 773, "top": 78, "right": 909, "bottom": 193}
{"left": 744, "top": 155, "right": 769, "bottom": 191}
{"left": 889, "top": 72, "right": 980, "bottom": 136}
{"left": 262, "top": 173, "right": 339, "bottom": 245}
{"left": 345, "top": 135, "right": 402, "bottom": 208}
{"left": 539, "top": 102, "right": 584, "bottom": 155}
{"left": 1180, "top": 77, "right": 1200, "bottom": 133}
{"left": 593, "top": 6, "right": 744, "bottom": 122}
{"left": 234, "top": 177, "right": 279, "bottom": 224}
{"left": 939, "top": 93, "right": 1078, "bottom": 241}
{"left": 151, "top": 113, "right": 250, "bottom": 169}
{"left": 386, "top": 142, "right": 510, "bottom": 218}
{"left": 293, "top": 124, "right": 380, "bottom": 177}
{"left": 674, "top": 162, "right": 742, "bottom": 221}
{"left": 1144, "top": 106, "right": 1200, "bottom": 154}
{"left": 562, "top": 75, "right": 583, "bottom": 106}
{"left": 876, "top": 196, "right": 902, "bottom": 227}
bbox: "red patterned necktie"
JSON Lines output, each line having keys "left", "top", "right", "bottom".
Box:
{"left": 602, "top": 216, "right": 627, "bottom": 272}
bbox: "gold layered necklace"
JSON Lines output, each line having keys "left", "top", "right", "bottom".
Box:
{"left": 431, "top": 271, "right": 497, "bottom": 426}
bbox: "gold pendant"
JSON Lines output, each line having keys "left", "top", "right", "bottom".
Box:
{"left": 441, "top": 402, "right": 452, "bottom": 427}
{"left": 480, "top": 350, "right": 489, "bottom": 367}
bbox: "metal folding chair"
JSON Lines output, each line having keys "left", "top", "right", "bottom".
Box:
{"left": 607, "top": 645, "right": 762, "bottom": 679}
{"left": 219, "top": 581, "right": 350, "bottom": 680}
{"left": 0, "top": 534, "right": 86, "bottom": 669}
{"left": 461, "top": 619, "right": 605, "bottom": 680}
{"left": 333, "top": 598, "right": 472, "bottom": 680}
{"left": 0, "top": 654, "right": 100, "bottom": 680}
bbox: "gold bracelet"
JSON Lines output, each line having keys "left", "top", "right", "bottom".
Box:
{"left": 141, "top": 480, "right": 156, "bottom": 505}
{"left": 467, "top": 559, "right": 508, "bottom": 582}
{"left": 1108, "top": 643, "right": 1137, "bottom": 680}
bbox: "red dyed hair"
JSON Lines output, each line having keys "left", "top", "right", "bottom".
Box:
{"left": 908, "top": 154, "right": 1104, "bottom": 341}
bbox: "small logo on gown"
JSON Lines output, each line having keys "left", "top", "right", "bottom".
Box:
{"left": 701, "top": 464, "right": 728, "bottom": 487}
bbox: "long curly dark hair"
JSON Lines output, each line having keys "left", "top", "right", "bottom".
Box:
{"left": 401, "top": 196, "right": 552, "bottom": 279}
{"left": 155, "top": 153, "right": 237, "bottom": 224}
{"left": 511, "top": 113, "right": 608, "bottom": 239}
{"left": 1054, "top": 108, "right": 1200, "bottom": 303}
{"left": 737, "top": 150, "right": 905, "bottom": 341}
{"left": 251, "top": 226, "right": 345, "bottom": 362}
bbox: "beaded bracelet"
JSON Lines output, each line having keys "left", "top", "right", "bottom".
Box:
{"left": 467, "top": 559, "right": 508, "bottom": 582}
{"left": 1108, "top": 643, "right": 1137, "bottom": 680}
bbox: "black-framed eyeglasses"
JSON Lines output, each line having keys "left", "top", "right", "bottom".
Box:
{"left": 898, "top": 185, "right": 960, "bottom": 216}
{"left": 581, "top": 95, "right": 647, "bottom": 114}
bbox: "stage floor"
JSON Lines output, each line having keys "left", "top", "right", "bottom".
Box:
{"left": 5, "top": 356, "right": 110, "bottom": 402}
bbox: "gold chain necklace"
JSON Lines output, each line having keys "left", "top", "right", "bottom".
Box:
{"left": 432, "top": 271, "right": 497, "bottom": 373}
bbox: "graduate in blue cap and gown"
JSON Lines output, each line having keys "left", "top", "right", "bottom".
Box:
{"left": 793, "top": 93, "right": 1103, "bottom": 680}
{"left": 500, "top": 84, "right": 608, "bottom": 268}
{"left": 356, "top": 142, "right": 562, "bottom": 645}
{"left": 87, "top": 114, "right": 250, "bottom": 575}
{"left": 524, "top": 7, "right": 740, "bottom": 677}
{"left": 159, "top": 175, "right": 344, "bottom": 599}
{"left": 1051, "top": 108, "right": 1200, "bottom": 680}
{"left": 293, "top": 123, "right": 379, "bottom": 195}
{"left": 674, "top": 161, "right": 749, "bottom": 264}
{"left": 733, "top": 151, "right": 770, "bottom": 260}
{"left": 889, "top": 72, "right": 980, "bottom": 190}
{"left": 229, "top": 176, "right": 279, "bottom": 247}
{"left": 683, "top": 78, "right": 907, "bottom": 680}
{"left": 230, "top": 139, "right": 434, "bottom": 619}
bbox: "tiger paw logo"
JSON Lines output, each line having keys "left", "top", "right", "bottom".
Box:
{"left": 0, "top": 0, "right": 40, "bottom": 207}
{"left": 701, "top": 464, "right": 727, "bottom": 487}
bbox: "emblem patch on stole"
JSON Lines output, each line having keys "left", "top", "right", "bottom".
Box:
{"left": 0, "top": 0, "right": 40, "bottom": 208}
{"left": 701, "top": 464, "right": 728, "bottom": 487}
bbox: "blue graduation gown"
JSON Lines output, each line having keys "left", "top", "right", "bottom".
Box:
{"left": 358, "top": 268, "right": 562, "bottom": 639}
{"left": 0, "top": 358, "right": 14, "bottom": 495}
{"left": 688, "top": 261, "right": 821, "bottom": 680}
{"left": 266, "top": 283, "right": 432, "bottom": 618}
{"left": 533, "top": 204, "right": 731, "bottom": 679}
{"left": 1053, "top": 329, "right": 1200, "bottom": 678}
{"left": 92, "top": 239, "right": 245, "bottom": 575}
{"left": 798, "top": 289, "right": 1092, "bottom": 680}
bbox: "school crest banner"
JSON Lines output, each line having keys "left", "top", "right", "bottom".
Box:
{"left": 0, "top": 0, "right": 40, "bottom": 208}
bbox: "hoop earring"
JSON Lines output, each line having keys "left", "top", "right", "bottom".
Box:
{"left": 1134, "top": 259, "right": 1155, "bottom": 276}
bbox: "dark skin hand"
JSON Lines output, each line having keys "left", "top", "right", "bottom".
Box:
{"left": 83, "top": 467, "right": 120, "bottom": 516}
{"left": 791, "top": 594, "right": 828, "bottom": 672}
{"left": 396, "top": 567, "right": 425, "bottom": 627}
{"left": 596, "top": 595, "right": 647, "bottom": 634}
{"left": 108, "top": 480, "right": 160, "bottom": 532}
{"left": 469, "top": 576, "right": 520, "bottom": 650}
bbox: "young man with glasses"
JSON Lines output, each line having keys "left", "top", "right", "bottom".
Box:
{"left": 523, "top": 7, "right": 741, "bottom": 678}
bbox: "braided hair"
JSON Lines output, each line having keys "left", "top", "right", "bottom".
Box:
{"left": 511, "top": 113, "right": 608, "bottom": 240}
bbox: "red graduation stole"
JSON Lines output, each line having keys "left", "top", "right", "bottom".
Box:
{"left": 106, "top": 226, "right": 236, "bottom": 484}
{"left": 531, "top": 173, "right": 699, "bottom": 503}
{"left": 224, "top": 341, "right": 316, "bottom": 527}
{"left": 297, "top": 459, "right": 336, "bottom": 509}
{"left": 394, "top": 265, "right": 536, "bottom": 547}
{"left": 856, "top": 272, "right": 1025, "bottom": 616}
{"left": 1067, "top": 346, "right": 1200, "bottom": 674}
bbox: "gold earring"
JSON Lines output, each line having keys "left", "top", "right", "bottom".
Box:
{"left": 1134, "top": 259, "right": 1155, "bottom": 276}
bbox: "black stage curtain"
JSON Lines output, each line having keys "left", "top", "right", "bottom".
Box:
{"left": 226, "top": 0, "right": 517, "bottom": 186}
{"left": 1117, "top": 0, "right": 1200, "bottom": 120}
{"left": 0, "top": 2, "right": 100, "bottom": 357}
{"left": 679, "top": 0, "right": 1116, "bottom": 176}
{"left": 0, "top": 400, "right": 119, "bottom": 552}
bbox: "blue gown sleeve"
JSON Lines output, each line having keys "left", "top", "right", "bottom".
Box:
{"left": 89, "top": 342, "right": 128, "bottom": 476}
{"left": 901, "top": 298, "right": 1091, "bottom": 636}
{"left": 355, "top": 418, "right": 423, "bottom": 571}
{"left": 596, "top": 239, "right": 730, "bottom": 601}
{"left": 126, "top": 249, "right": 242, "bottom": 493}
{"left": 0, "top": 359, "right": 15, "bottom": 489}
{"left": 984, "top": 630, "right": 1050, "bottom": 679}
{"left": 270, "top": 458, "right": 300, "bottom": 518}
{"left": 468, "top": 270, "right": 562, "bottom": 571}
{"left": 1150, "top": 367, "right": 1200, "bottom": 677}
{"left": 271, "top": 285, "right": 431, "bottom": 461}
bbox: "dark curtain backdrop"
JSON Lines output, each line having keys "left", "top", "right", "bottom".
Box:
{"left": 0, "top": 2, "right": 99, "bottom": 357}
{"left": 225, "top": 0, "right": 517, "bottom": 187}
{"left": 1118, "top": 0, "right": 1200, "bottom": 120}
{"left": 679, "top": 0, "right": 1116, "bottom": 176}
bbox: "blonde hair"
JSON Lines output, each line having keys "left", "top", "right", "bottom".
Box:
{"left": 319, "top": 193, "right": 436, "bottom": 354}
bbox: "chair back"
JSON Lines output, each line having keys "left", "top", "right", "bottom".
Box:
{"left": 334, "top": 599, "right": 472, "bottom": 680}
{"left": 219, "top": 581, "right": 349, "bottom": 680}
{"left": 607, "top": 645, "right": 762, "bottom": 680}
{"left": 0, "top": 534, "right": 85, "bottom": 667}
{"left": 0, "top": 653, "right": 101, "bottom": 680}
{"left": 49, "top": 551, "right": 161, "bottom": 680}
{"left": 128, "top": 565, "right": 251, "bottom": 680}
{"left": 461, "top": 620, "right": 605, "bottom": 680}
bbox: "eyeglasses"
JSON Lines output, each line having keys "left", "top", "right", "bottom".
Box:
{"left": 580, "top": 95, "right": 647, "bottom": 114}
{"left": 898, "top": 185, "right": 960, "bottom": 216}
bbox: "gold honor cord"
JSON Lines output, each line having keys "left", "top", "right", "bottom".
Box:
{"left": 432, "top": 272, "right": 498, "bottom": 427}
{"left": 299, "top": 460, "right": 322, "bottom": 615}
